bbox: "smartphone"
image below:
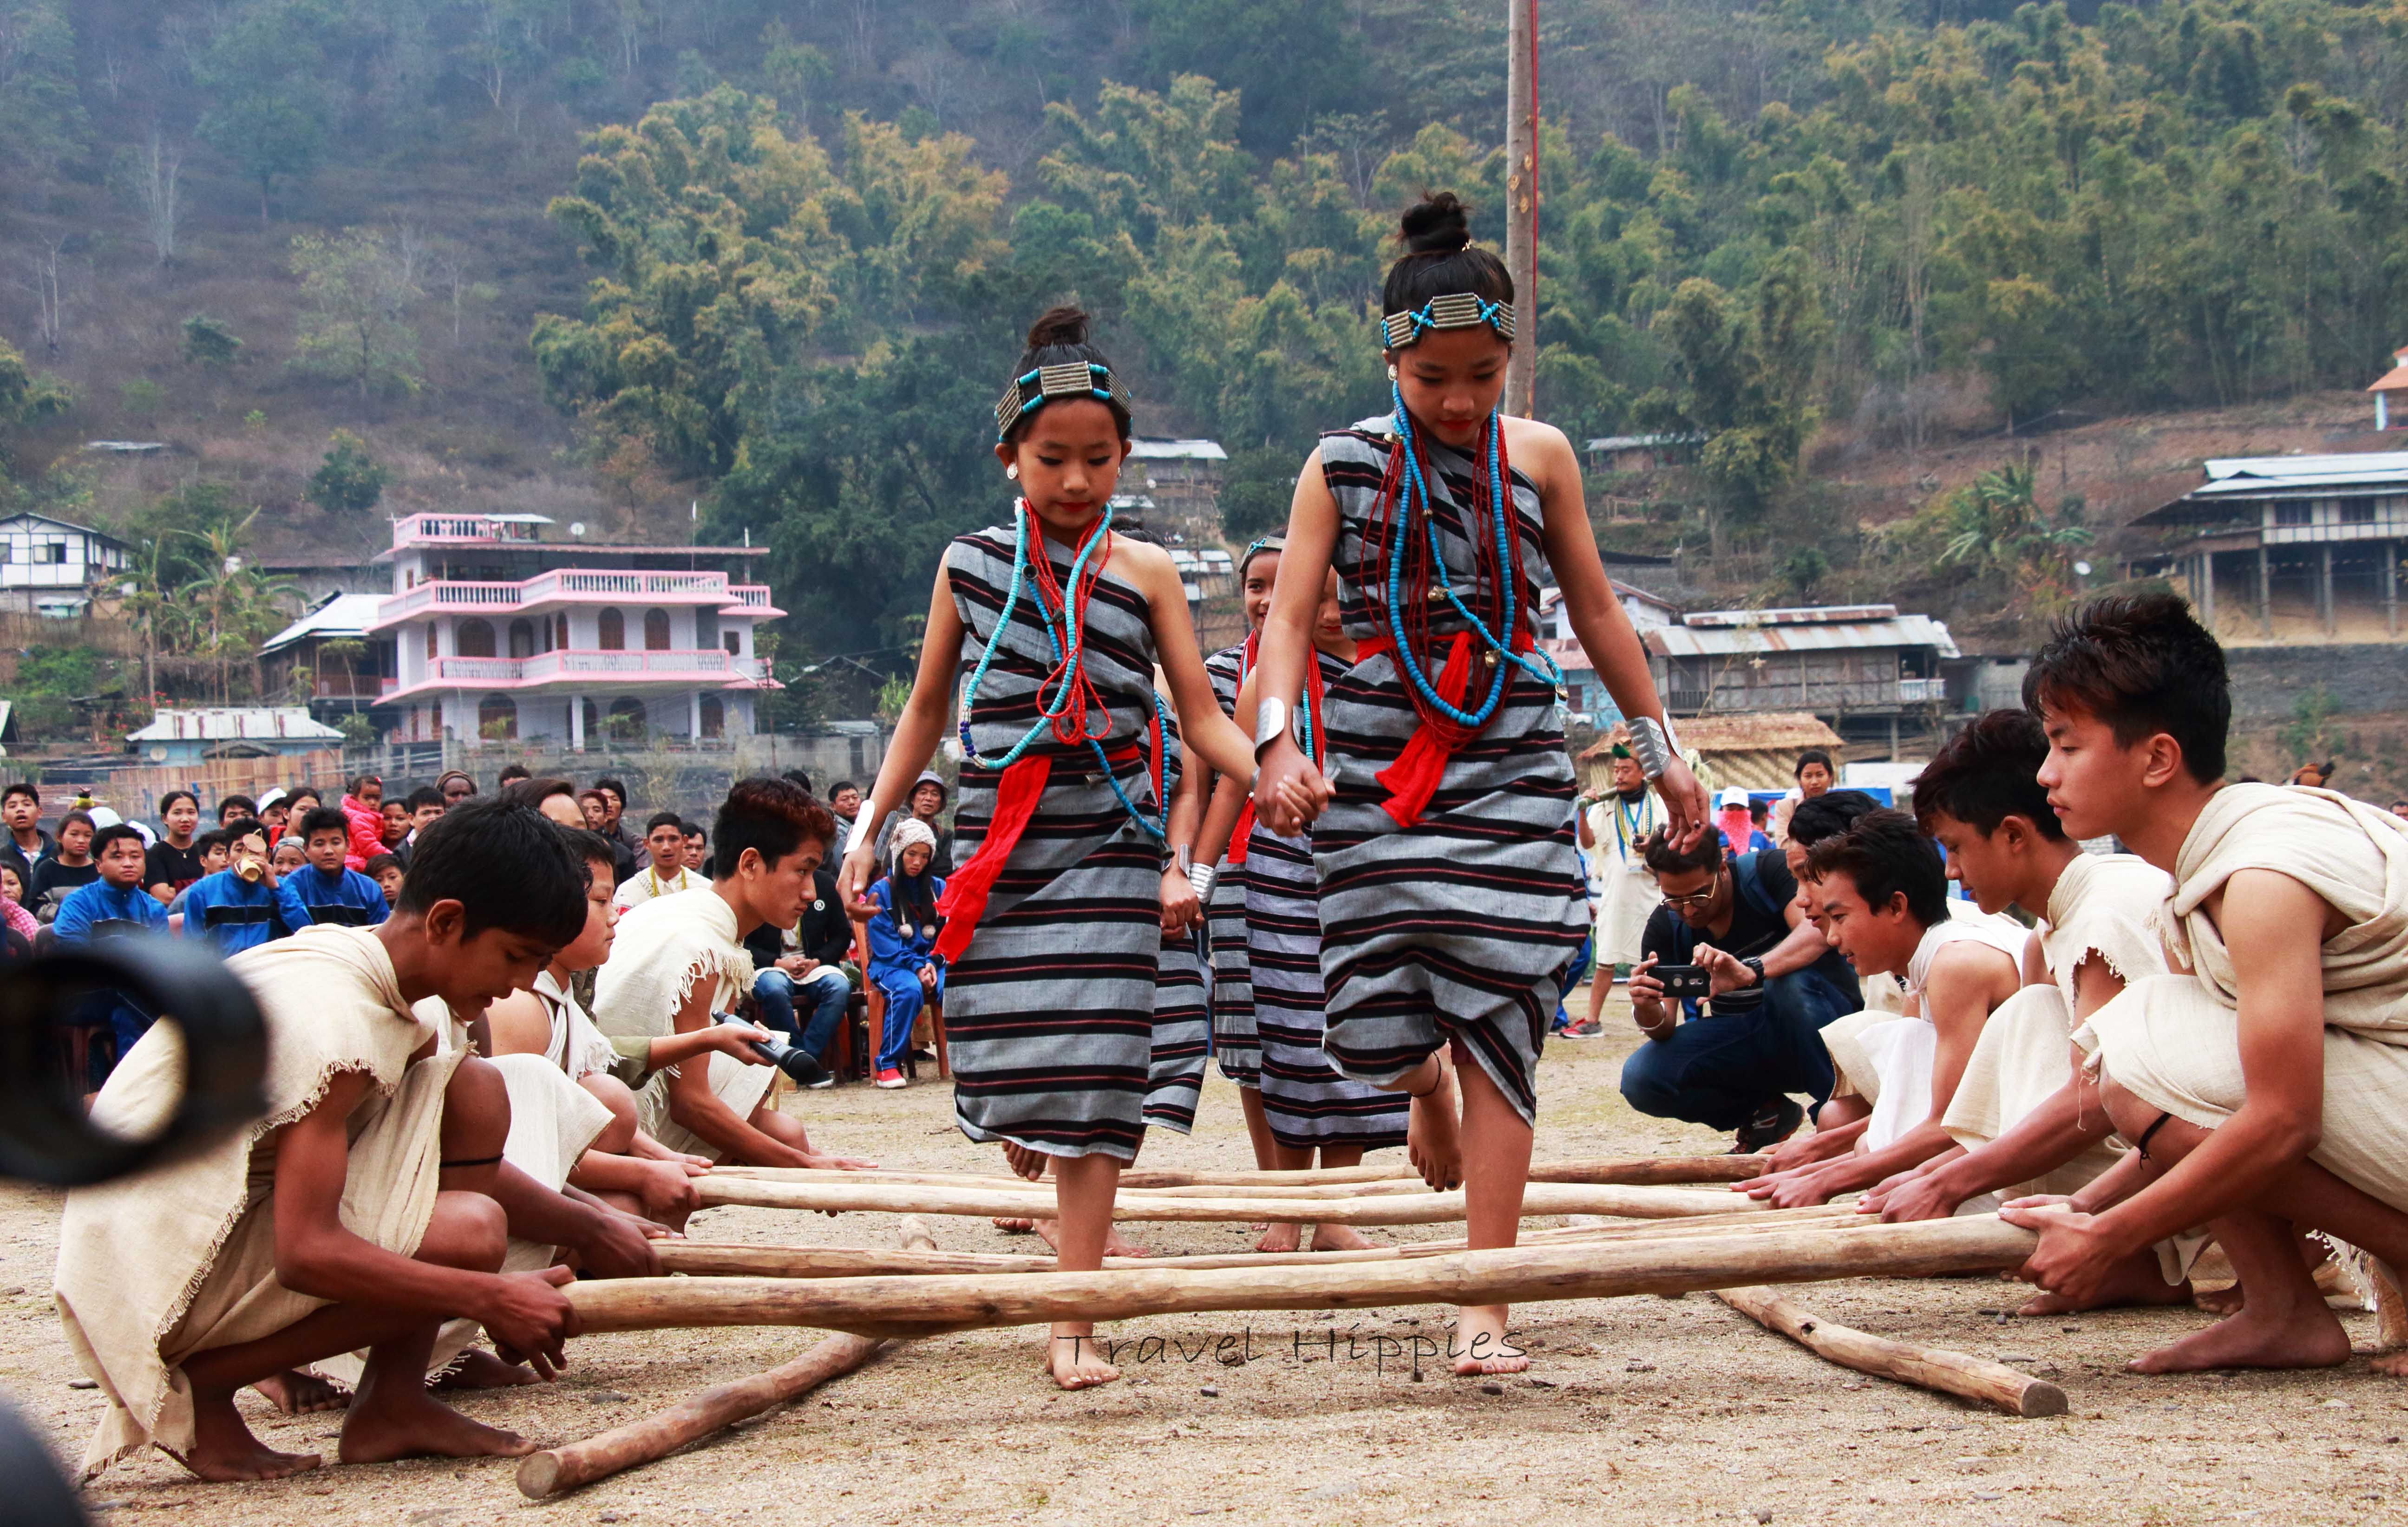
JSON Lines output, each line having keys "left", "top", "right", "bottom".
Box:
{"left": 1653, "top": 963, "right": 1713, "bottom": 998}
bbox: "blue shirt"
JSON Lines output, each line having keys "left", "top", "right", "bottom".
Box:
{"left": 178, "top": 868, "right": 316, "bottom": 955}
{"left": 866, "top": 874, "right": 944, "bottom": 980}
{"left": 286, "top": 863, "right": 391, "bottom": 927}
{"left": 52, "top": 879, "right": 171, "bottom": 946}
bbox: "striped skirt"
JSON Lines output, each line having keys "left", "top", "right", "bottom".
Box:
{"left": 1145, "top": 928, "right": 1209, "bottom": 1134}
{"left": 1246, "top": 825, "right": 1410, "bottom": 1152}
{"left": 945, "top": 768, "right": 1165, "bottom": 1162}
{"left": 1206, "top": 867, "right": 1259, "bottom": 1084}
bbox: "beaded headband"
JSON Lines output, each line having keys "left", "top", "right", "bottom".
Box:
{"left": 1238, "top": 534, "right": 1285, "bottom": 577}
{"left": 994, "top": 361, "right": 1131, "bottom": 440}
{"left": 1381, "top": 292, "right": 1514, "bottom": 351}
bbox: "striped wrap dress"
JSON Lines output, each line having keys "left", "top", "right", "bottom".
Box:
{"left": 1145, "top": 727, "right": 1209, "bottom": 1133}
{"left": 1202, "top": 640, "right": 1260, "bottom": 1085}
{"left": 1312, "top": 420, "right": 1589, "bottom": 1125}
{"left": 942, "top": 523, "right": 1171, "bottom": 1161}
{"left": 1247, "top": 646, "right": 1412, "bottom": 1152}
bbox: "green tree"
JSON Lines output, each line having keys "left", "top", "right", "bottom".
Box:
{"left": 193, "top": 0, "right": 332, "bottom": 222}
{"left": 1133, "top": 0, "right": 1370, "bottom": 156}
{"left": 289, "top": 229, "right": 421, "bottom": 399}
{"left": 180, "top": 315, "right": 243, "bottom": 368}
{"left": 307, "top": 430, "right": 388, "bottom": 513}
{"left": 0, "top": 0, "right": 87, "bottom": 184}
{"left": 1931, "top": 459, "right": 2093, "bottom": 599}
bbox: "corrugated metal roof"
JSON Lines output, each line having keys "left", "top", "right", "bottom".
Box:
{"left": 1682, "top": 604, "right": 1898, "bottom": 628}
{"left": 1584, "top": 432, "right": 1703, "bottom": 451}
{"left": 259, "top": 593, "right": 388, "bottom": 654}
{"left": 126, "top": 707, "right": 346, "bottom": 742}
{"left": 1128, "top": 438, "right": 1227, "bottom": 462}
{"left": 1645, "top": 615, "right": 1958, "bottom": 659}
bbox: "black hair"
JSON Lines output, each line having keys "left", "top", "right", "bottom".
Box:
{"left": 299, "top": 805, "right": 351, "bottom": 842}
{"left": 347, "top": 773, "right": 381, "bottom": 795}
{"left": 2022, "top": 591, "right": 2228, "bottom": 784}
{"left": 396, "top": 797, "right": 586, "bottom": 946}
{"left": 496, "top": 763, "right": 531, "bottom": 786}
{"left": 192, "top": 827, "right": 227, "bottom": 856}
{"left": 1795, "top": 748, "right": 1833, "bottom": 779}
{"left": 1380, "top": 193, "right": 1514, "bottom": 329}
{"left": 159, "top": 789, "right": 197, "bottom": 816}
{"left": 1748, "top": 799, "right": 1769, "bottom": 824}
{"left": 222, "top": 818, "right": 266, "bottom": 848}
{"left": 1912, "top": 710, "right": 2065, "bottom": 842}
{"left": 559, "top": 826, "right": 620, "bottom": 876}
{"left": 364, "top": 852, "right": 402, "bottom": 879}
{"left": 889, "top": 855, "right": 937, "bottom": 932}
{"left": 712, "top": 776, "right": 834, "bottom": 879}
{"left": 218, "top": 793, "right": 256, "bottom": 820}
{"left": 1001, "top": 307, "right": 1132, "bottom": 444}
{"left": 2, "top": 782, "right": 37, "bottom": 807}
{"left": 684, "top": 822, "right": 707, "bottom": 842}
{"left": 593, "top": 776, "right": 628, "bottom": 803}
{"left": 500, "top": 777, "right": 576, "bottom": 810}
{"left": 1788, "top": 790, "right": 1881, "bottom": 848}
{"left": 781, "top": 767, "right": 815, "bottom": 794}
{"left": 831, "top": 780, "right": 859, "bottom": 799}
{"left": 287, "top": 786, "right": 322, "bottom": 807}
{"left": 1803, "top": 809, "right": 1950, "bottom": 927}
{"left": 58, "top": 809, "right": 93, "bottom": 837}
{"left": 404, "top": 785, "right": 442, "bottom": 811}
{"left": 92, "top": 822, "right": 147, "bottom": 860}
{"left": 644, "top": 809, "right": 684, "bottom": 835}
{"left": 1642, "top": 827, "right": 1724, "bottom": 878}
{"left": 578, "top": 788, "right": 607, "bottom": 805}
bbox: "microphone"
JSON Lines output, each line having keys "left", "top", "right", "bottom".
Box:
{"left": 716, "top": 1012, "right": 827, "bottom": 1088}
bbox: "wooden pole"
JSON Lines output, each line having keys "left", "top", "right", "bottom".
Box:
{"left": 515, "top": 1220, "right": 931, "bottom": 1499}
{"left": 709, "top": 1155, "right": 1767, "bottom": 1192}
{"left": 1715, "top": 1286, "right": 2068, "bottom": 1418}
{"left": 1503, "top": 0, "right": 1539, "bottom": 417}
{"left": 568, "top": 1217, "right": 2039, "bottom": 1338}
{"left": 692, "top": 1177, "right": 1754, "bottom": 1224}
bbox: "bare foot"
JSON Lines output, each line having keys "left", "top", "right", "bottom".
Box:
{"left": 251, "top": 1369, "right": 350, "bottom": 1415}
{"left": 2192, "top": 1280, "right": 2245, "bottom": 1315}
{"left": 1001, "top": 1141, "right": 1049, "bottom": 1182}
{"left": 1046, "top": 1328, "right": 1120, "bottom": 1390}
{"left": 2019, "top": 1253, "right": 2191, "bottom": 1316}
{"left": 1255, "top": 1221, "right": 1302, "bottom": 1253}
{"left": 1406, "top": 1059, "right": 1462, "bottom": 1191}
{"left": 1309, "top": 1222, "right": 1377, "bottom": 1252}
{"left": 2127, "top": 1303, "right": 2352, "bottom": 1374}
{"left": 991, "top": 1217, "right": 1036, "bottom": 1233}
{"left": 431, "top": 1349, "right": 541, "bottom": 1390}
{"left": 1103, "top": 1226, "right": 1152, "bottom": 1258}
{"left": 339, "top": 1380, "right": 537, "bottom": 1466}
{"left": 2373, "top": 1351, "right": 2408, "bottom": 1377}
{"left": 177, "top": 1390, "right": 323, "bottom": 1481}
{"left": 1451, "top": 1305, "right": 1527, "bottom": 1376}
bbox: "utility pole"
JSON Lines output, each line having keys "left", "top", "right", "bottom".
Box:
{"left": 1503, "top": 0, "right": 1539, "bottom": 418}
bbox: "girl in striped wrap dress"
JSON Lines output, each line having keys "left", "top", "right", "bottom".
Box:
{"left": 1192, "top": 537, "right": 1286, "bottom": 1168}
{"left": 1237, "top": 566, "right": 1410, "bottom": 1252}
{"left": 839, "top": 307, "right": 1262, "bottom": 1391}
{"left": 1252, "top": 196, "right": 1707, "bottom": 1374}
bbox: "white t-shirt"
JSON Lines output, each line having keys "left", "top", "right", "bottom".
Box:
{"left": 613, "top": 864, "right": 704, "bottom": 913}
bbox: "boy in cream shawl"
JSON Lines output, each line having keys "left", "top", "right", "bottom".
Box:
{"left": 594, "top": 777, "right": 872, "bottom": 1170}
{"left": 52, "top": 800, "right": 628, "bottom": 1481}
{"left": 1854, "top": 709, "right": 2190, "bottom": 1312}
{"left": 2003, "top": 592, "right": 2408, "bottom": 1374}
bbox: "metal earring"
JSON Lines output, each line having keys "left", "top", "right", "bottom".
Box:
{"left": 1006, "top": 463, "right": 1019, "bottom": 480}
{"left": 1386, "top": 364, "right": 1399, "bottom": 381}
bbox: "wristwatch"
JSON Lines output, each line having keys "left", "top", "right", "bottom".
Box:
{"left": 1253, "top": 696, "right": 1291, "bottom": 756}
{"left": 1741, "top": 955, "right": 1766, "bottom": 988}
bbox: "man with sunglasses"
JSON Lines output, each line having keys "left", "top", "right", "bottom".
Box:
{"left": 1619, "top": 794, "right": 1870, "bottom": 1152}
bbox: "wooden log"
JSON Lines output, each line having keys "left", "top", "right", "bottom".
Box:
{"left": 515, "top": 1220, "right": 929, "bottom": 1499}
{"left": 568, "top": 1217, "right": 2040, "bottom": 1338}
{"left": 1714, "top": 1286, "right": 2068, "bottom": 1418}
{"left": 707, "top": 1155, "right": 1769, "bottom": 1192}
{"left": 692, "top": 1177, "right": 1754, "bottom": 1224}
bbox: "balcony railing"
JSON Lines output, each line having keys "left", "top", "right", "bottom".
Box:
{"left": 373, "top": 569, "right": 744, "bottom": 627}
{"left": 425, "top": 648, "right": 736, "bottom": 686}
{"left": 391, "top": 513, "right": 543, "bottom": 548}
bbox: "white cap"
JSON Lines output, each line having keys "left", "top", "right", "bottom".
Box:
{"left": 1717, "top": 787, "right": 1751, "bottom": 809}
{"left": 257, "top": 786, "right": 289, "bottom": 810}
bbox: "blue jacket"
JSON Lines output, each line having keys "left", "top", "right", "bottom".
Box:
{"left": 866, "top": 874, "right": 943, "bottom": 981}
{"left": 52, "top": 879, "right": 171, "bottom": 946}
{"left": 179, "top": 868, "right": 316, "bottom": 955}
{"left": 287, "top": 863, "right": 391, "bottom": 927}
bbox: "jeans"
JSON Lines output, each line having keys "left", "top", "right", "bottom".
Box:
{"left": 753, "top": 966, "right": 851, "bottom": 1060}
{"left": 1617, "top": 967, "right": 1855, "bottom": 1132}
{"left": 1551, "top": 933, "right": 1594, "bottom": 1031}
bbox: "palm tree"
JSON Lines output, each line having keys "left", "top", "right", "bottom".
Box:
{"left": 1935, "top": 460, "right": 2091, "bottom": 594}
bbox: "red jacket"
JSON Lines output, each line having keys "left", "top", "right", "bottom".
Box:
{"left": 339, "top": 794, "right": 387, "bottom": 872}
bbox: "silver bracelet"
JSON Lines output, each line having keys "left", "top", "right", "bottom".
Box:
{"left": 1627, "top": 717, "right": 1678, "bottom": 781}
{"left": 845, "top": 809, "right": 885, "bottom": 857}
{"left": 1188, "top": 861, "right": 1218, "bottom": 902}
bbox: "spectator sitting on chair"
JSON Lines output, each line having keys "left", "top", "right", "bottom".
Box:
{"left": 865, "top": 818, "right": 945, "bottom": 1090}
{"left": 744, "top": 851, "right": 853, "bottom": 1086}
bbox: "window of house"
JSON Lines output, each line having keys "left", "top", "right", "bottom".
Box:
{"left": 643, "top": 608, "right": 671, "bottom": 651}
{"left": 477, "top": 694, "right": 517, "bottom": 741}
{"left": 723, "top": 632, "right": 740, "bottom": 656}
{"left": 2342, "top": 500, "right": 2376, "bottom": 525}
{"left": 426, "top": 623, "right": 438, "bottom": 661}
{"left": 2275, "top": 503, "right": 2313, "bottom": 527}
{"left": 555, "top": 612, "right": 569, "bottom": 650}
{"left": 457, "top": 619, "right": 496, "bottom": 658}
{"left": 581, "top": 698, "right": 602, "bottom": 740}
{"left": 598, "top": 608, "right": 625, "bottom": 650}
{"left": 509, "top": 619, "right": 536, "bottom": 659}
{"left": 606, "top": 696, "right": 647, "bottom": 741}
{"left": 699, "top": 696, "right": 724, "bottom": 739}
{"left": 40, "top": 540, "right": 67, "bottom": 563}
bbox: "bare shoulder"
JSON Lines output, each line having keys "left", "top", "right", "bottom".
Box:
{"left": 1108, "top": 534, "right": 1178, "bottom": 587}
{"left": 1927, "top": 941, "right": 2017, "bottom": 1014}
{"left": 1501, "top": 416, "right": 1580, "bottom": 479}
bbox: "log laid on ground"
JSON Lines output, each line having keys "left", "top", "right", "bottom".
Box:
{"left": 707, "top": 1155, "right": 1771, "bottom": 1192}
{"left": 569, "top": 1216, "right": 2039, "bottom": 1339}
{"left": 516, "top": 1221, "right": 927, "bottom": 1500}
{"left": 1714, "top": 1285, "right": 2068, "bottom": 1417}
{"left": 692, "top": 1176, "right": 1755, "bottom": 1225}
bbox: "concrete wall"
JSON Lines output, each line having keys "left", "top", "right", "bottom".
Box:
{"left": 2223, "top": 643, "right": 2408, "bottom": 721}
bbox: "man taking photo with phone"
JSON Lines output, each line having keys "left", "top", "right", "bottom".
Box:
{"left": 1619, "top": 815, "right": 1862, "bottom": 1153}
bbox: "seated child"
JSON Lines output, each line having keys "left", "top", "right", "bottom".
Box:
{"left": 178, "top": 823, "right": 315, "bottom": 956}
{"left": 286, "top": 807, "right": 390, "bottom": 927}
{"left": 366, "top": 853, "right": 406, "bottom": 909}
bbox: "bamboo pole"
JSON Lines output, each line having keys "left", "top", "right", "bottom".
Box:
{"left": 707, "top": 1155, "right": 1769, "bottom": 1192}
{"left": 515, "top": 1220, "right": 930, "bottom": 1499}
{"left": 1715, "top": 1286, "right": 2068, "bottom": 1418}
{"left": 692, "top": 1177, "right": 1754, "bottom": 1225}
{"left": 569, "top": 1217, "right": 2039, "bottom": 1338}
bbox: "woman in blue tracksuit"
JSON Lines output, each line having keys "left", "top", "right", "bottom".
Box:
{"left": 865, "top": 816, "right": 945, "bottom": 1089}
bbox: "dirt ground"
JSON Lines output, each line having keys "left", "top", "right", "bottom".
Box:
{"left": 6, "top": 985, "right": 2404, "bottom": 1526}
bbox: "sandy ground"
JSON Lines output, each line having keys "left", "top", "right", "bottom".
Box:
{"left": 7, "top": 985, "right": 2405, "bottom": 1526}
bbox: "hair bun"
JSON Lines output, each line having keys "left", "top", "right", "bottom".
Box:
{"left": 1025, "top": 305, "right": 1091, "bottom": 349}
{"left": 1398, "top": 192, "right": 1472, "bottom": 254}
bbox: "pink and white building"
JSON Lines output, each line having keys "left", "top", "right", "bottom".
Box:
{"left": 371, "top": 513, "right": 783, "bottom": 748}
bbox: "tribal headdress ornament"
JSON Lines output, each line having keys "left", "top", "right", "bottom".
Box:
{"left": 994, "top": 361, "right": 1133, "bottom": 442}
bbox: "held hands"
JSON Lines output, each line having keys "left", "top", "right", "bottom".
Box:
{"left": 1253, "top": 735, "right": 1333, "bottom": 836}
{"left": 1159, "top": 863, "right": 1202, "bottom": 934}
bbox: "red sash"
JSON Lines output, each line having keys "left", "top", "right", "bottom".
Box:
{"left": 935, "top": 741, "right": 1143, "bottom": 964}
{"left": 1357, "top": 626, "right": 1533, "bottom": 830}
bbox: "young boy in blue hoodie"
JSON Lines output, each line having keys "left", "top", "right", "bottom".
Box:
{"left": 287, "top": 806, "right": 390, "bottom": 927}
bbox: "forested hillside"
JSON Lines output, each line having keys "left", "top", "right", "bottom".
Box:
{"left": 0, "top": 0, "right": 2401, "bottom": 693}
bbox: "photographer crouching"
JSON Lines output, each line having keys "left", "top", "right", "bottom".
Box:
{"left": 1619, "top": 793, "right": 1875, "bottom": 1153}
